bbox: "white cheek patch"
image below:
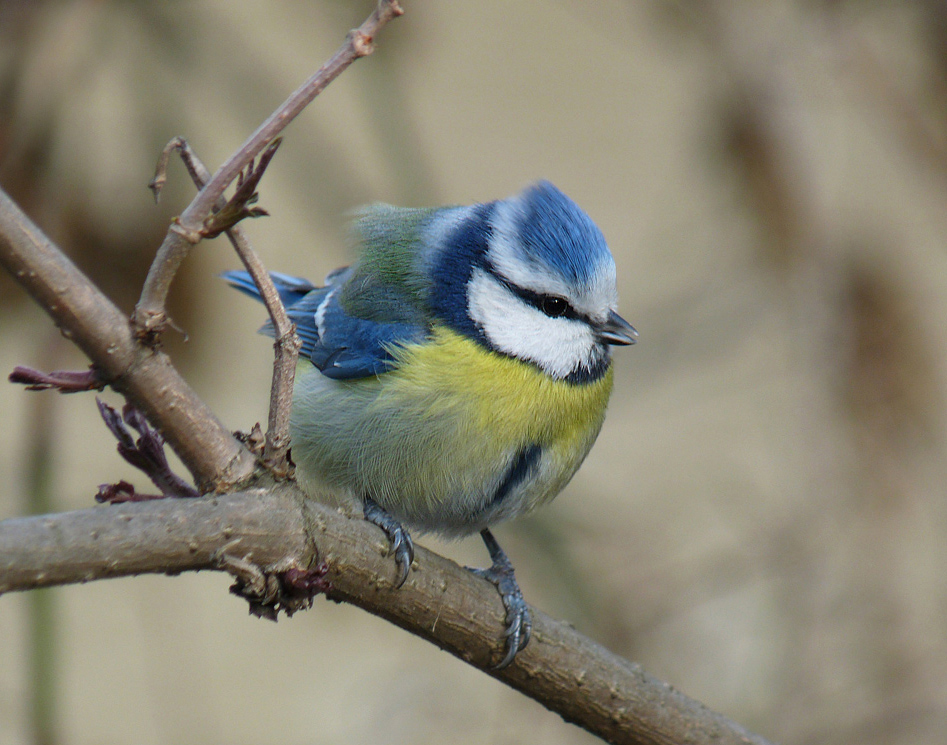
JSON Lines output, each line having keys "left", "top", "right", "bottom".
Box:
{"left": 467, "top": 267, "right": 595, "bottom": 380}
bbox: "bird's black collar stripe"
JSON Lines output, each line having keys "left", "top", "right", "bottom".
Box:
{"left": 489, "top": 444, "right": 542, "bottom": 508}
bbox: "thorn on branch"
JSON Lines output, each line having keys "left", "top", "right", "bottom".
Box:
{"left": 9, "top": 365, "right": 106, "bottom": 393}
{"left": 200, "top": 138, "right": 282, "bottom": 239}
{"left": 95, "top": 398, "right": 200, "bottom": 502}
{"left": 217, "top": 552, "right": 330, "bottom": 620}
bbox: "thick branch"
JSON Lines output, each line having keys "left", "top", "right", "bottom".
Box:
{"left": 0, "top": 187, "right": 257, "bottom": 490}
{"left": 0, "top": 487, "right": 774, "bottom": 745}
{"left": 132, "top": 0, "right": 404, "bottom": 335}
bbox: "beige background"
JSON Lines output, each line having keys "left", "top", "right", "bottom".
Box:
{"left": 3, "top": 1, "right": 947, "bottom": 743}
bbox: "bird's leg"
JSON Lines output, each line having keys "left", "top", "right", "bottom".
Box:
{"left": 363, "top": 496, "right": 415, "bottom": 588}
{"left": 470, "top": 528, "right": 532, "bottom": 669}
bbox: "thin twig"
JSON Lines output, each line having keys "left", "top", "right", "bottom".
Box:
{"left": 132, "top": 0, "right": 404, "bottom": 338}
{"left": 0, "top": 486, "right": 776, "bottom": 745}
{"left": 152, "top": 137, "right": 299, "bottom": 473}
{"left": 0, "top": 186, "right": 258, "bottom": 490}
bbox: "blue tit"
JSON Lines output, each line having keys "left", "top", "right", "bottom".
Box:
{"left": 224, "top": 180, "right": 636, "bottom": 668}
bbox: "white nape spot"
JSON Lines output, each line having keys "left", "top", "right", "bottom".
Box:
{"left": 467, "top": 267, "right": 596, "bottom": 380}
{"left": 314, "top": 287, "right": 337, "bottom": 338}
{"left": 420, "top": 205, "right": 477, "bottom": 268}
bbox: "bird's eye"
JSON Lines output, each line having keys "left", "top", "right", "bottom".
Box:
{"left": 540, "top": 295, "right": 569, "bottom": 318}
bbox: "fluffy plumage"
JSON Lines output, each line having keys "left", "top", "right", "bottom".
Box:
{"left": 224, "top": 181, "right": 635, "bottom": 667}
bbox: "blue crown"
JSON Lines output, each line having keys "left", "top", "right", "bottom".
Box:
{"left": 513, "top": 181, "right": 612, "bottom": 285}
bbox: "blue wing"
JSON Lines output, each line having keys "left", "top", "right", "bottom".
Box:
{"left": 222, "top": 269, "right": 427, "bottom": 380}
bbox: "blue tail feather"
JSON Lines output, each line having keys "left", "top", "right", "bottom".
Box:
{"left": 220, "top": 270, "right": 318, "bottom": 307}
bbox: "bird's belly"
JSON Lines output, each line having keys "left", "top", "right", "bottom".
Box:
{"left": 289, "top": 327, "right": 614, "bottom": 536}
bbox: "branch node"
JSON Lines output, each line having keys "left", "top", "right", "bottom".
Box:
{"left": 217, "top": 550, "right": 330, "bottom": 621}
{"left": 235, "top": 423, "right": 266, "bottom": 458}
{"left": 199, "top": 138, "right": 281, "bottom": 239}
{"left": 349, "top": 29, "right": 376, "bottom": 57}
{"left": 169, "top": 218, "right": 203, "bottom": 245}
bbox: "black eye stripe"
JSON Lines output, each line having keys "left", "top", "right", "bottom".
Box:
{"left": 517, "top": 287, "right": 572, "bottom": 318}
{"left": 480, "top": 260, "right": 589, "bottom": 324}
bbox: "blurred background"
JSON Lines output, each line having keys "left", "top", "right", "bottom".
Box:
{"left": 2, "top": 1, "right": 947, "bottom": 743}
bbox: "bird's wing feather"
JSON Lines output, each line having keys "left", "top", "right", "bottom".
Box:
{"left": 222, "top": 267, "right": 428, "bottom": 380}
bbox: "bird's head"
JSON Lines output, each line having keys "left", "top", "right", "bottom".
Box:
{"left": 428, "top": 181, "right": 635, "bottom": 383}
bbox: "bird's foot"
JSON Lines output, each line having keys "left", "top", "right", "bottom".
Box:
{"left": 470, "top": 528, "right": 532, "bottom": 669}
{"left": 363, "top": 497, "right": 415, "bottom": 588}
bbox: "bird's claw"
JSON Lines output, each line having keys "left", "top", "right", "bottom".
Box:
{"left": 363, "top": 498, "right": 415, "bottom": 588}
{"left": 471, "top": 528, "right": 533, "bottom": 669}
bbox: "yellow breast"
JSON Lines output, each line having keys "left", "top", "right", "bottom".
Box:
{"left": 291, "top": 326, "right": 614, "bottom": 534}
{"left": 386, "top": 326, "right": 614, "bottom": 463}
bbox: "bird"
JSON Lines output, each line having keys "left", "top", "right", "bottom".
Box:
{"left": 223, "top": 180, "right": 636, "bottom": 668}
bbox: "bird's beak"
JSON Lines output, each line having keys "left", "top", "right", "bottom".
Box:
{"left": 599, "top": 310, "right": 638, "bottom": 346}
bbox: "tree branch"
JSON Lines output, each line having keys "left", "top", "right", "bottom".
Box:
{"left": 151, "top": 136, "right": 300, "bottom": 474}
{"left": 0, "top": 486, "right": 775, "bottom": 745}
{"left": 0, "top": 187, "right": 257, "bottom": 491}
{"left": 131, "top": 0, "right": 404, "bottom": 338}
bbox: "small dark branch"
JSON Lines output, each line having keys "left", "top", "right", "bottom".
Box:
{"left": 9, "top": 365, "right": 106, "bottom": 393}
{"left": 200, "top": 138, "right": 281, "bottom": 239}
{"left": 132, "top": 0, "right": 405, "bottom": 340}
{"left": 96, "top": 398, "right": 201, "bottom": 499}
{"left": 153, "top": 137, "right": 300, "bottom": 475}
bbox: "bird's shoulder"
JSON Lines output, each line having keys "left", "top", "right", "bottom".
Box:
{"left": 287, "top": 205, "right": 444, "bottom": 379}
